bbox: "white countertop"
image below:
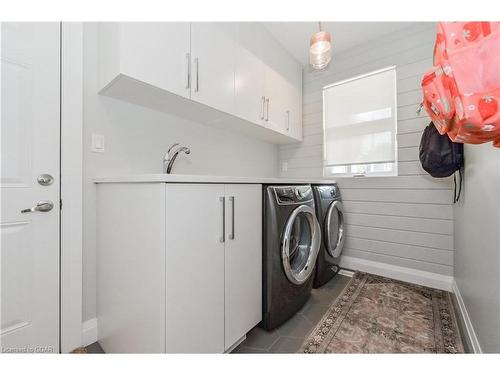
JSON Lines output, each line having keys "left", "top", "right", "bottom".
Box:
{"left": 93, "top": 174, "right": 337, "bottom": 185}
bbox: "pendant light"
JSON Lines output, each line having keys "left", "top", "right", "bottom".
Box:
{"left": 309, "top": 22, "right": 332, "bottom": 70}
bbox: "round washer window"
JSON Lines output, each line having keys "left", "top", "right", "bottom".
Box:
{"left": 281, "top": 205, "right": 320, "bottom": 285}
{"left": 288, "top": 213, "right": 312, "bottom": 275}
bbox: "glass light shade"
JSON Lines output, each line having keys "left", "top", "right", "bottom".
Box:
{"left": 309, "top": 31, "right": 332, "bottom": 70}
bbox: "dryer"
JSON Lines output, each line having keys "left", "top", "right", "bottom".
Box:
{"left": 261, "top": 185, "right": 321, "bottom": 330}
{"left": 312, "top": 184, "right": 345, "bottom": 288}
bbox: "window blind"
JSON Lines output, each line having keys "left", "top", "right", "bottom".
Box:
{"left": 323, "top": 67, "right": 397, "bottom": 168}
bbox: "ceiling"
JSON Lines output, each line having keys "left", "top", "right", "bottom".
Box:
{"left": 262, "top": 22, "right": 419, "bottom": 66}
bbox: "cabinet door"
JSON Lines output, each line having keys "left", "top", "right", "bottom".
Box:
{"left": 285, "top": 76, "right": 303, "bottom": 141}
{"left": 120, "top": 22, "right": 191, "bottom": 98}
{"left": 191, "top": 23, "right": 235, "bottom": 114}
{"left": 289, "top": 63, "right": 303, "bottom": 141}
{"left": 224, "top": 184, "right": 262, "bottom": 350}
{"left": 290, "top": 90, "right": 303, "bottom": 141}
{"left": 97, "top": 183, "right": 167, "bottom": 353}
{"left": 235, "top": 45, "right": 266, "bottom": 125}
{"left": 264, "top": 66, "right": 289, "bottom": 134}
{"left": 165, "top": 184, "right": 225, "bottom": 353}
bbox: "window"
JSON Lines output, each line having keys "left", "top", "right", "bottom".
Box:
{"left": 322, "top": 66, "right": 397, "bottom": 177}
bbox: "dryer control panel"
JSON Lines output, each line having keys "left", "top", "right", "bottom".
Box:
{"left": 317, "top": 184, "right": 341, "bottom": 200}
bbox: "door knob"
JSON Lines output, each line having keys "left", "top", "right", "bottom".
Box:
{"left": 21, "top": 200, "right": 54, "bottom": 213}
{"left": 37, "top": 174, "right": 54, "bottom": 186}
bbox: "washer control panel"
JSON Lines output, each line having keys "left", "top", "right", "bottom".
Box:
{"left": 273, "top": 185, "right": 313, "bottom": 205}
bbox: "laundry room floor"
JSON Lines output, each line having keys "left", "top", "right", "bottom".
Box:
{"left": 233, "top": 273, "right": 351, "bottom": 354}
{"left": 83, "top": 271, "right": 467, "bottom": 354}
{"left": 82, "top": 273, "right": 350, "bottom": 354}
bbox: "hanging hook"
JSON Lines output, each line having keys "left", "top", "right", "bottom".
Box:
{"left": 416, "top": 102, "right": 423, "bottom": 116}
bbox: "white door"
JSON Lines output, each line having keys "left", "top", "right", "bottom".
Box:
{"left": 1, "top": 22, "right": 60, "bottom": 353}
{"left": 119, "top": 22, "right": 191, "bottom": 98}
{"left": 224, "top": 184, "right": 262, "bottom": 350}
{"left": 165, "top": 184, "right": 225, "bottom": 353}
{"left": 190, "top": 23, "right": 235, "bottom": 114}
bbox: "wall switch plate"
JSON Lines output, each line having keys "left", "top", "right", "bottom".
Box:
{"left": 91, "top": 133, "right": 105, "bottom": 153}
{"left": 281, "top": 161, "right": 288, "bottom": 172}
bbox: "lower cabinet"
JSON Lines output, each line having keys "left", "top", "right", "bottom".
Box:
{"left": 165, "top": 183, "right": 262, "bottom": 352}
{"left": 223, "top": 184, "right": 262, "bottom": 351}
{"left": 96, "top": 182, "right": 262, "bottom": 353}
{"left": 164, "top": 183, "right": 225, "bottom": 353}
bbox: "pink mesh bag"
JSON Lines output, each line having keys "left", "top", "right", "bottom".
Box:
{"left": 421, "top": 22, "right": 500, "bottom": 147}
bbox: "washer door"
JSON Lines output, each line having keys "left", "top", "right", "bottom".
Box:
{"left": 325, "top": 200, "right": 345, "bottom": 258}
{"left": 281, "top": 205, "right": 321, "bottom": 285}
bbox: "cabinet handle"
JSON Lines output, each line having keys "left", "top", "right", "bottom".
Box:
{"left": 219, "top": 196, "right": 225, "bottom": 243}
{"left": 260, "top": 96, "right": 266, "bottom": 120}
{"left": 229, "top": 196, "right": 235, "bottom": 240}
{"left": 185, "top": 53, "right": 191, "bottom": 89}
{"left": 286, "top": 110, "right": 290, "bottom": 131}
{"left": 265, "top": 98, "right": 270, "bottom": 122}
{"left": 194, "top": 57, "right": 199, "bottom": 92}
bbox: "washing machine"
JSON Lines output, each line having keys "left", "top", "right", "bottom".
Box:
{"left": 312, "top": 184, "right": 345, "bottom": 288}
{"left": 261, "top": 185, "right": 321, "bottom": 330}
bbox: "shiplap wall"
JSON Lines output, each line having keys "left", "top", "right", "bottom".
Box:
{"left": 279, "top": 23, "right": 456, "bottom": 277}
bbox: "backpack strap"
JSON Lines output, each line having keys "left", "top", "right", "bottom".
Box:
{"left": 453, "top": 173, "right": 457, "bottom": 203}
{"left": 453, "top": 168, "right": 463, "bottom": 203}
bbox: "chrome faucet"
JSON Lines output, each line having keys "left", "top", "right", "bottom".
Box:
{"left": 164, "top": 143, "right": 191, "bottom": 174}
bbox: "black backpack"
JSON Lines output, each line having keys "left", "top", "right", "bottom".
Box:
{"left": 419, "top": 122, "right": 464, "bottom": 203}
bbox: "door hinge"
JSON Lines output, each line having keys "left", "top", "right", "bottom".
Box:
{"left": 59, "top": 199, "right": 63, "bottom": 210}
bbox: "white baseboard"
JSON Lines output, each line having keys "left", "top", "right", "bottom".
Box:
{"left": 82, "top": 318, "right": 98, "bottom": 348}
{"left": 338, "top": 268, "right": 355, "bottom": 277}
{"left": 339, "top": 255, "right": 454, "bottom": 291}
{"left": 452, "top": 280, "right": 482, "bottom": 353}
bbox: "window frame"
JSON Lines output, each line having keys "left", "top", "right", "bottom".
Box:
{"left": 322, "top": 65, "right": 398, "bottom": 178}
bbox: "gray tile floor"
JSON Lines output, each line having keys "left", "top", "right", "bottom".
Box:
{"left": 232, "top": 274, "right": 351, "bottom": 354}
{"left": 85, "top": 273, "right": 351, "bottom": 354}
{"left": 85, "top": 341, "right": 105, "bottom": 353}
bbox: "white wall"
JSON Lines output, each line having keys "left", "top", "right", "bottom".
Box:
{"left": 83, "top": 23, "right": 279, "bottom": 321}
{"left": 454, "top": 144, "right": 500, "bottom": 353}
{"left": 279, "top": 23, "right": 457, "bottom": 278}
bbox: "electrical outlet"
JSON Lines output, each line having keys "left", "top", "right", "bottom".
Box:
{"left": 91, "top": 133, "right": 105, "bottom": 153}
{"left": 281, "top": 161, "right": 288, "bottom": 172}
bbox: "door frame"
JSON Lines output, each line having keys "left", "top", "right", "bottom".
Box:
{"left": 60, "top": 22, "right": 83, "bottom": 353}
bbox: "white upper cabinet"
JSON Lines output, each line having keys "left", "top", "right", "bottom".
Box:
{"left": 190, "top": 23, "right": 236, "bottom": 114}
{"left": 285, "top": 66, "right": 303, "bottom": 141}
{"left": 264, "top": 66, "right": 289, "bottom": 134}
{"left": 234, "top": 23, "right": 303, "bottom": 141}
{"left": 98, "top": 22, "right": 302, "bottom": 144}
{"left": 265, "top": 55, "right": 303, "bottom": 140}
{"left": 99, "top": 22, "right": 190, "bottom": 98}
{"left": 234, "top": 44, "right": 266, "bottom": 125}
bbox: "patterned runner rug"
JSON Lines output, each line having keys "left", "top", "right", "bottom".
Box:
{"left": 300, "top": 272, "right": 464, "bottom": 353}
